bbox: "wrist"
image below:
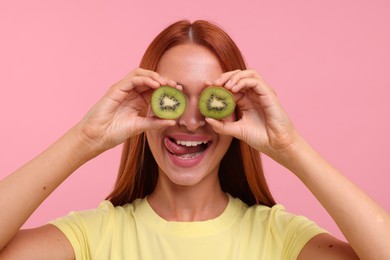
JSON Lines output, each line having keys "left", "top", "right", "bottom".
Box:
{"left": 64, "top": 124, "right": 105, "bottom": 165}
{"left": 265, "top": 129, "right": 302, "bottom": 163}
{"left": 269, "top": 133, "right": 315, "bottom": 172}
{"left": 272, "top": 134, "right": 331, "bottom": 181}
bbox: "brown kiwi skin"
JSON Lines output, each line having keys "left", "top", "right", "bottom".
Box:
{"left": 151, "top": 86, "right": 187, "bottom": 119}
{"left": 198, "top": 86, "right": 236, "bottom": 120}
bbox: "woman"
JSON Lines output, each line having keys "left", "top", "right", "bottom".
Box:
{"left": 0, "top": 20, "right": 389, "bottom": 259}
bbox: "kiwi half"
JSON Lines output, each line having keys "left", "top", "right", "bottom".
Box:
{"left": 151, "top": 86, "right": 187, "bottom": 119}
{"left": 198, "top": 86, "right": 236, "bottom": 120}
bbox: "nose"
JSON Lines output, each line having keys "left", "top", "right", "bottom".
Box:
{"left": 178, "top": 96, "right": 205, "bottom": 131}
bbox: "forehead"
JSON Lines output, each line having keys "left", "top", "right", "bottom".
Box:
{"left": 156, "top": 44, "right": 223, "bottom": 90}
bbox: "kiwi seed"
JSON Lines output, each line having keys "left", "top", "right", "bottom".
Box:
{"left": 198, "top": 86, "right": 236, "bottom": 120}
{"left": 151, "top": 86, "right": 187, "bottom": 119}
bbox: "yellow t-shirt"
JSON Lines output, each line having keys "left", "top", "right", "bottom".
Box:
{"left": 50, "top": 194, "right": 327, "bottom": 259}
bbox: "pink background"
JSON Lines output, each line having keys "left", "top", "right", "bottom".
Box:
{"left": 1, "top": 1, "right": 389, "bottom": 240}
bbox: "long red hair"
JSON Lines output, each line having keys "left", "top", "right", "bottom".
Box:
{"left": 107, "top": 20, "right": 276, "bottom": 207}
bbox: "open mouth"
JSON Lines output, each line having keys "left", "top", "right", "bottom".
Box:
{"left": 164, "top": 137, "right": 211, "bottom": 160}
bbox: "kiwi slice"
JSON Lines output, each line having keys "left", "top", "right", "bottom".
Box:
{"left": 151, "top": 86, "right": 187, "bottom": 119}
{"left": 198, "top": 86, "right": 236, "bottom": 120}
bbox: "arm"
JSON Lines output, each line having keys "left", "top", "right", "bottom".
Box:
{"left": 0, "top": 225, "right": 75, "bottom": 260}
{"left": 207, "top": 69, "right": 390, "bottom": 259}
{"left": 0, "top": 125, "right": 94, "bottom": 254}
{"left": 0, "top": 68, "right": 177, "bottom": 257}
{"left": 285, "top": 135, "right": 389, "bottom": 259}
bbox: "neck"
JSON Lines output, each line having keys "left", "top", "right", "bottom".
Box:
{"left": 148, "top": 173, "right": 229, "bottom": 222}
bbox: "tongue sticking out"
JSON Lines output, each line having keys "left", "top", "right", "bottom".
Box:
{"left": 164, "top": 137, "right": 205, "bottom": 156}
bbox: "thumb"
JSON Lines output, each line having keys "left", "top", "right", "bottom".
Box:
{"left": 126, "top": 117, "right": 176, "bottom": 136}
{"left": 205, "top": 118, "right": 238, "bottom": 137}
{"left": 133, "top": 118, "right": 176, "bottom": 135}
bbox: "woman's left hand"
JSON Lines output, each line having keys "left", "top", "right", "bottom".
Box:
{"left": 206, "top": 69, "right": 299, "bottom": 159}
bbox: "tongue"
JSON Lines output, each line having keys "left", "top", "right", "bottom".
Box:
{"left": 164, "top": 137, "right": 203, "bottom": 155}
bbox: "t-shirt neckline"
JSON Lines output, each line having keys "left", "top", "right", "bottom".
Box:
{"left": 135, "top": 194, "right": 243, "bottom": 236}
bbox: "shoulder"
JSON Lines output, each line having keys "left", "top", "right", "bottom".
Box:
{"left": 229, "top": 195, "right": 289, "bottom": 219}
{"left": 52, "top": 200, "right": 139, "bottom": 223}
{"left": 236, "top": 201, "right": 328, "bottom": 259}
{"left": 48, "top": 199, "right": 144, "bottom": 259}
{"left": 242, "top": 202, "right": 319, "bottom": 228}
{"left": 245, "top": 202, "right": 326, "bottom": 236}
{"left": 241, "top": 202, "right": 292, "bottom": 223}
{"left": 95, "top": 199, "right": 139, "bottom": 216}
{"left": 48, "top": 200, "right": 132, "bottom": 241}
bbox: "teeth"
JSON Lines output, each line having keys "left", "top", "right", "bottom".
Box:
{"left": 176, "top": 151, "right": 203, "bottom": 159}
{"left": 175, "top": 140, "right": 208, "bottom": 146}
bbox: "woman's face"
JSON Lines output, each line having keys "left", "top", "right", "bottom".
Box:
{"left": 146, "top": 44, "right": 235, "bottom": 187}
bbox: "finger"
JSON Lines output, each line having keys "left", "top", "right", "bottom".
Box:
{"left": 140, "top": 83, "right": 184, "bottom": 106}
{"left": 204, "top": 80, "right": 213, "bottom": 87}
{"left": 231, "top": 77, "right": 260, "bottom": 93}
{"left": 110, "top": 76, "right": 157, "bottom": 99}
{"left": 140, "top": 88, "right": 154, "bottom": 104}
{"left": 205, "top": 118, "right": 240, "bottom": 139}
{"left": 233, "top": 92, "right": 244, "bottom": 102}
{"left": 135, "top": 77, "right": 179, "bottom": 94}
{"left": 162, "top": 78, "right": 178, "bottom": 88}
{"left": 174, "top": 84, "right": 183, "bottom": 91}
{"left": 224, "top": 69, "right": 260, "bottom": 90}
{"left": 136, "top": 117, "right": 176, "bottom": 133}
{"left": 132, "top": 76, "right": 161, "bottom": 93}
{"left": 234, "top": 92, "right": 253, "bottom": 109}
{"left": 213, "top": 70, "right": 241, "bottom": 87}
{"left": 133, "top": 68, "right": 168, "bottom": 86}
{"left": 232, "top": 77, "right": 277, "bottom": 100}
{"left": 117, "top": 69, "right": 166, "bottom": 93}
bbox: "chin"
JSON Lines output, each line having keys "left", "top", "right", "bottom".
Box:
{"left": 160, "top": 166, "right": 218, "bottom": 188}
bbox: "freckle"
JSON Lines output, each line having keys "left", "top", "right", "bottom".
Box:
{"left": 318, "top": 245, "right": 321, "bottom": 248}
{"left": 329, "top": 245, "right": 333, "bottom": 248}
{"left": 43, "top": 186, "right": 46, "bottom": 190}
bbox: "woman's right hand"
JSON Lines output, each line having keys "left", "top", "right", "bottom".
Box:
{"left": 77, "top": 68, "right": 177, "bottom": 153}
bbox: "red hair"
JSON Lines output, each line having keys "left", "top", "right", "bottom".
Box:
{"left": 107, "top": 20, "right": 276, "bottom": 207}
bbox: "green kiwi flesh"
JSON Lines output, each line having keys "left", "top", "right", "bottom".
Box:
{"left": 198, "top": 86, "right": 236, "bottom": 120}
{"left": 151, "top": 86, "right": 187, "bottom": 119}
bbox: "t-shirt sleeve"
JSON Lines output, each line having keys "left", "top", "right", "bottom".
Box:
{"left": 49, "top": 201, "right": 116, "bottom": 260}
{"left": 269, "top": 204, "right": 328, "bottom": 259}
